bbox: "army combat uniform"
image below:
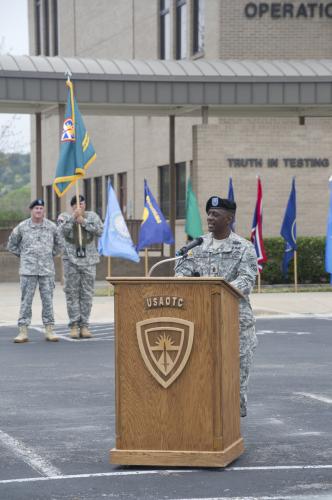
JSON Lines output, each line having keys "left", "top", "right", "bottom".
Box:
{"left": 175, "top": 231, "right": 258, "bottom": 416}
{"left": 58, "top": 211, "right": 103, "bottom": 331}
{"left": 7, "top": 218, "right": 62, "bottom": 327}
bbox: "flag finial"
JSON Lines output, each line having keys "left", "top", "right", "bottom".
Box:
{"left": 64, "top": 68, "right": 72, "bottom": 82}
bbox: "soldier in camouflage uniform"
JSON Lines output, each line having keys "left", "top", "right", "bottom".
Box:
{"left": 7, "top": 199, "right": 62, "bottom": 343}
{"left": 175, "top": 196, "right": 258, "bottom": 417}
{"left": 58, "top": 194, "right": 103, "bottom": 339}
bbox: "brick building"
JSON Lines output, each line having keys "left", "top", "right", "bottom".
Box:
{"left": 27, "top": 0, "right": 332, "bottom": 245}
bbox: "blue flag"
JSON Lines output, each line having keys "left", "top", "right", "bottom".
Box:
{"left": 137, "top": 180, "right": 174, "bottom": 251}
{"left": 53, "top": 80, "right": 96, "bottom": 197}
{"left": 98, "top": 183, "right": 139, "bottom": 262}
{"left": 325, "top": 175, "right": 332, "bottom": 279}
{"left": 280, "top": 177, "right": 297, "bottom": 275}
{"left": 227, "top": 177, "right": 235, "bottom": 202}
{"left": 227, "top": 177, "right": 235, "bottom": 231}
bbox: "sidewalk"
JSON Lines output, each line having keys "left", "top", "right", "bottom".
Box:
{"left": 0, "top": 282, "right": 331, "bottom": 326}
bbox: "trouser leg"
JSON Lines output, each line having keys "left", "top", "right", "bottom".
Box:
{"left": 63, "top": 261, "right": 81, "bottom": 326}
{"left": 240, "top": 349, "right": 255, "bottom": 416}
{"left": 79, "top": 266, "right": 96, "bottom": 327}
{"left": 18, "top": 275, "right": 38, "bottom": 326}
{"left": 239, "top": 324, "right": 257, "bottom": 416}
{"left": 38, "top": 275, "right": 55, "bottom": 325}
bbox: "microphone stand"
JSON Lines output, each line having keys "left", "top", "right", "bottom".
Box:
{"left": 148, "top": 255, "right": 184, "bottom": 277}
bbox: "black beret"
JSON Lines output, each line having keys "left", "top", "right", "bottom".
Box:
{"left": 206, "top": 196, "right": 236, "bottom": 213}
{"left": 70, "top": 194, "right": 85, "bottom": 206}
{"left": 29, "top": 199, "right": 45, "bottom": 209}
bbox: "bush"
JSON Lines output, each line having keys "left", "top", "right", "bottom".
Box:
{"left": 0, "top": 184, "right": 30, "bottom": 226}
{"left": 261, "top": 237, "right": 329, "bottom": 285}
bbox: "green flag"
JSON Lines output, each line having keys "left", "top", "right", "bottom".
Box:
{"left": 53, "top": 80, "right": 96, "bottom": 197}
{"left": 185, "top": 179, "right": 203, "bottom": 239}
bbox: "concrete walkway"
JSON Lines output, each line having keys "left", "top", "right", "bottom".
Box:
{"left": 0, "top": 282, "right": 331, "bottom": 327}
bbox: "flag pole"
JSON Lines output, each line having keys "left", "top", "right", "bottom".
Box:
{"left": 108, "top": 257, "right": 112, "bottom": 296}
{"left": 144, "top": 248, "right": 149, "bottom": 277}
{"left": 66, "top": 69, "right": 83, "bottom": 249}
{"left": 75, "top": 180, "right": 83, "bottom": 248}
{"left": 294, "top": 250, "right": 298, "bottom": 293}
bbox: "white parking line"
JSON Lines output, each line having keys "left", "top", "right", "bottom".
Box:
{"left": 1, "top": 464, "right": 332, "bottom": 485}
{"left": 0, "top": 429, "right": 61, "bottom": 477}
{"left": 295, "top": 392, "right": 332, "bottom": 404}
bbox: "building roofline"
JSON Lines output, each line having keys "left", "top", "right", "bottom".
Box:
{"left": 1, "top": 55, "right": 332, "bottom": 116}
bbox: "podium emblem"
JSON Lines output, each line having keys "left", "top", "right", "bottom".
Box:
{"left": 136, "top": 317, "right": 194, "bottom": 388}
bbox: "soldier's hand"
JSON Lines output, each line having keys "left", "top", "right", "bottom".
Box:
{"left": 76, "top": 215, "right": 85, "bottom": 224}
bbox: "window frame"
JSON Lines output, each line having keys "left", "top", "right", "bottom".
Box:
{"left": 160, "top": 0, "right": 171, "bottom": 59}
{"left": 176, "top": 0, "right": 187, "bottom": 60}
{"left": 192, "top": 0, "right": 205, "bottom": 55}
{"left": 94, "top": 176, "right": 103, "bottom": 218}
{"left": 159, "top": 162, "right": 186, "bottom": 219}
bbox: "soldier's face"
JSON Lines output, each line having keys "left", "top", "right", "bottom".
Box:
{"left": 72, "top": 201, "right": 86, "bottom": 212}
{"left": 207, "top": 208, "right": 233, "bottom": 235}
{"left": 31, "top": 205, "right": 45, "bottom": 221}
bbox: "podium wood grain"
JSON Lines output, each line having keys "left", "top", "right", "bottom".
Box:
{"left": 108, "top": 277, "right": 244, "bottom": 467}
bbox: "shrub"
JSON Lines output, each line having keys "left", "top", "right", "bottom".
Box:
{"left": 261, "top": 237, "right": 329, "bottom": 285}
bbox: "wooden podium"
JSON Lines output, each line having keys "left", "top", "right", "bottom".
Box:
{"left": 108, "top": 277, "right": 244, "bottom": 468}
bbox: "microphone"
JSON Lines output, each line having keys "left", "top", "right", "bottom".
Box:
{"left": 176, "top": 237, "right": 203, "bottom": 256}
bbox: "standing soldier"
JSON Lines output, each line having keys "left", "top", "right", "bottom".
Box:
{"left": 175, "top": 196, "right": 258, "bottom": 417}
{"left": 58, "top": 194, "right": 104, "bottom": 339}
{"left": 7, "top": 199, "right": 62, "bottom": 343}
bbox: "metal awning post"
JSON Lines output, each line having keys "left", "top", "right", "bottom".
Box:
{"left": 169, "top": 114, "right": 176, "bottom": 257}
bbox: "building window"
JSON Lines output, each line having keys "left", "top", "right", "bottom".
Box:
{"left": 176, "top": 0, "right": 187, "bottom": 59}
{"left": 83, "top": 178, "right": 91, "bottom": 210}
{"left": 35, "top": 0, "right": 42, "bottom": 55}
{"left": 118, "top": 172, "right": 127, "bottom": 217}
{"left": 193, "top": 0, "right": 205, "bottom": 54}
{"left": 160, "top": 0, "right": 171, "bottom": 59}
{"left": 43, "top": 0, "right": 50, "bottom": 56}
{"left": 176, "top": 162, "right": 186, "bottom": 218}
{"left": 94, "top": 177, "right": 102, "bottom": 218}
{"left": 46, "top": 185, "right": 53, "bottom": 219}
{"left": 159, "top": 164, "right": 170, "bottom": 217}
{"left": 105, "top": 174, "right": 114, "bottom": 191}
{"left": 159, "top": 162, "right": 186, "bottom": 219}
{"left": 52, "top": 0, "right": 58, "bottom": 55}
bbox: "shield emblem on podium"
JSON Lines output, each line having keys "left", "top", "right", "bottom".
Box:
{"left": 136, "top": 317, "right": 194, "bottom": 388}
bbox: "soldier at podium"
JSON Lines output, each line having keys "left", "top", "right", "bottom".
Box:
{"left": 175, "top": 196, "right": 258, "bottom": 417}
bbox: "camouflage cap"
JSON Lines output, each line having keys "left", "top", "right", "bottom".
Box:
{"left": 29, "top": 199, "right": 45, "bottom": 209}
{"left": 206, "top": 196, "right": 236, "bottom": 213}
{"left": 70, "top": 194, "right": 85, "bottom": 206}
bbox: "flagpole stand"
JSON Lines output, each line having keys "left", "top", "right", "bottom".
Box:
{"left": 257, "top": 273, "right": 261, "bottom": 293}
{"left": 294, "top": 251, "right": 298, "bottom": 293}
{"left": 108, "top": 257, "right": 112, "bottom": 296}
{"left": 144, "top": 249, "right": 149, "bottom": 277}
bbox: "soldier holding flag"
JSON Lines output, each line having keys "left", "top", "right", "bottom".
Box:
{"left": 58, "top": 195, "right": 103, "bottom": 339}
{"left": 54, "top": 77, "right": 102, "bottom": 338}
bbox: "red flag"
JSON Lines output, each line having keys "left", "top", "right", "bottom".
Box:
{"left": 250, "top": 177, "right": 267, "bottom": 273}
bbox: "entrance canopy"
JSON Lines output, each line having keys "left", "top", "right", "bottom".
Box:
{"left": 1, "top": 55, "right": 332, "bottom": 117}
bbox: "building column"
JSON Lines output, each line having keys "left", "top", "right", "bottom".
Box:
{"left": 169, "top": 115, "right": 176, "bottom": 257}
{"left": 202, "top": 106, "right": 209, "bottom": 124}
{"left": 35, "top": 112, "right": 43, "bottom": 199}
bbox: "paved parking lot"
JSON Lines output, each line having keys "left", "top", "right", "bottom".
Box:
{"left": 0, "top": 317, "right": 332, "bottom": 499}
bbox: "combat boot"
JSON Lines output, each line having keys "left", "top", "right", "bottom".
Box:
{"left": 45, "top": 325, "right": 59, "bottom": 342}
{"left": 69, "top": 324, "right": 80, "bottom": 339}
{"left": 80, "top": 326, "right": 92, "bottom": 339}
{"left": 14, "top": 326, "right": 29, "bottom": 343}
